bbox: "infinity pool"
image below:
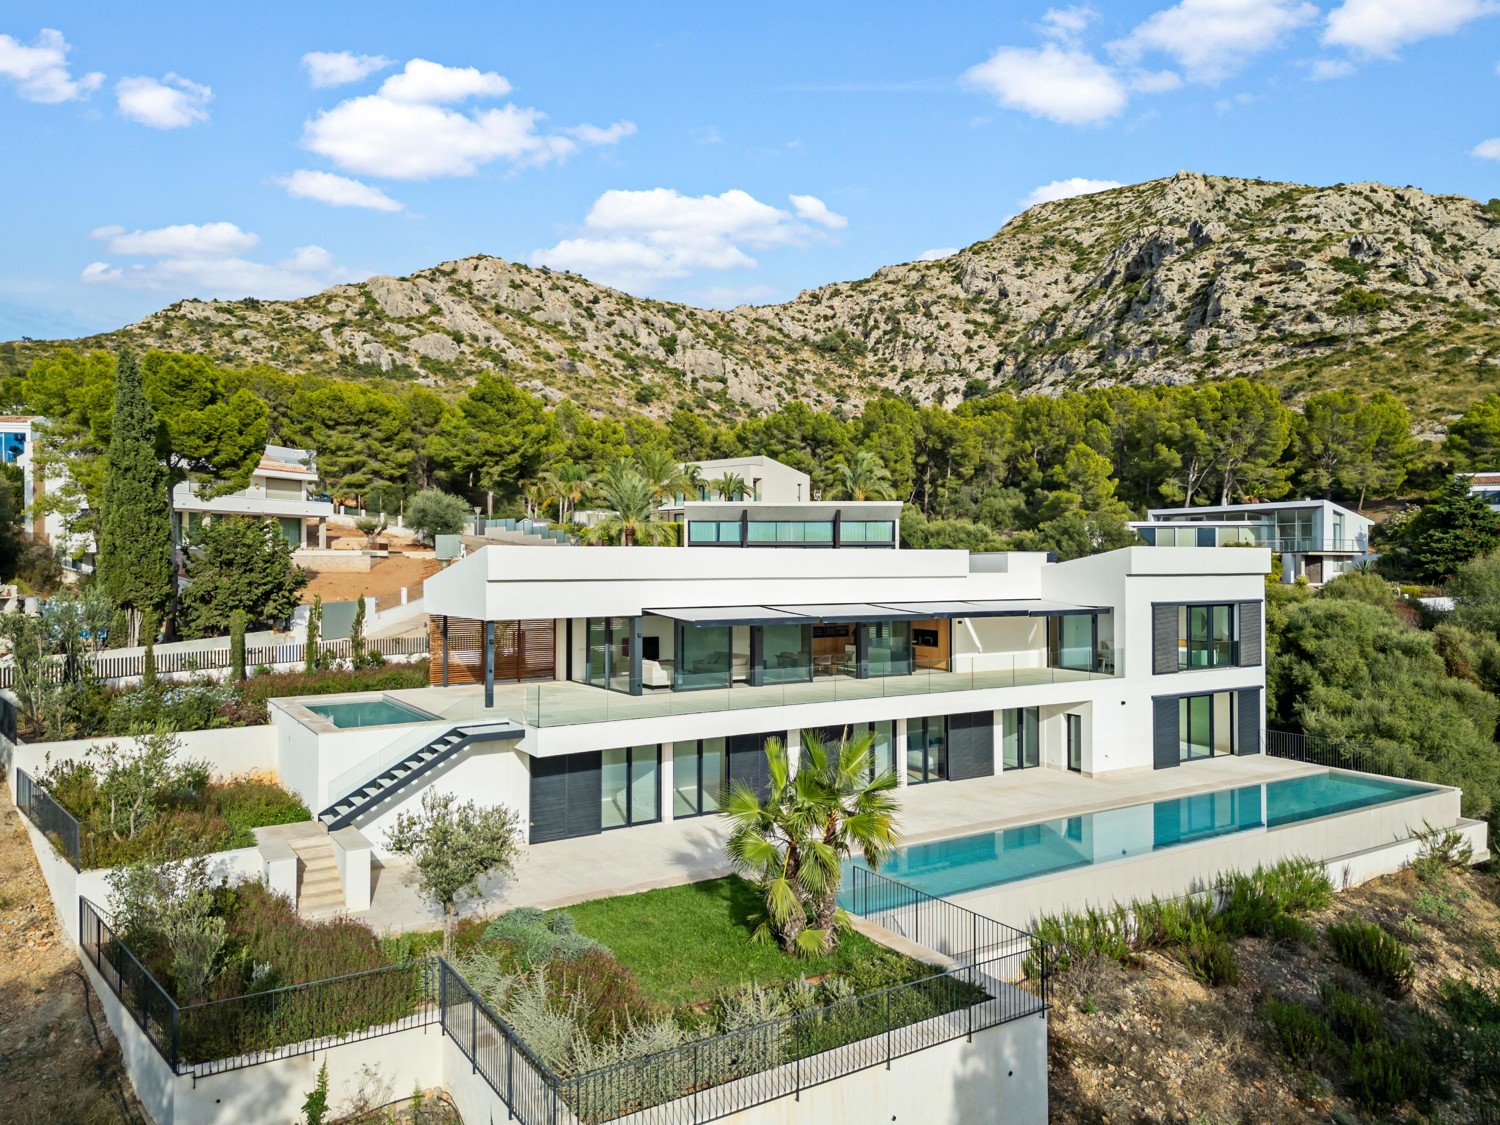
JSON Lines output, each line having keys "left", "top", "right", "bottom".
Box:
{"left": 304, "top": 698, "right": 434, "bottom": 729}
{"left": 847, "top": 771, "right": 1432, "bottom": 900}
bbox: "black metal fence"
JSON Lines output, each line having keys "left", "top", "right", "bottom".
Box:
{"left": 1266, "top": 728, "right": 1442, "bottom": 786}
{"left": 78, "top": 873, "right": 1049, "bottom": 1124}
{"left": 15, "top": 767, "right": 82, "bottom": 870}
{"left": 79, "top": 898, "right": 438, "bottom": 1075}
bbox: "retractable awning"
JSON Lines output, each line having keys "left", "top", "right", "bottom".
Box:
{"left": 644, "top": 606, "right": 810, "bottom": 627}
{"left": 765, "top": 603, "right": 933, "bottom": 623}
{"left": 959, "top": 599, "right": 1100, "bottom": 616}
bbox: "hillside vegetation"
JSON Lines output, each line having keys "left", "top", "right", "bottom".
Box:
{"left": 5, "top": 173, "right": 1498, "bottom": 425}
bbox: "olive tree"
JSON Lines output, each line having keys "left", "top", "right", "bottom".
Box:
{"left": 385, "top": 790, "right": 524, "bottom": 953}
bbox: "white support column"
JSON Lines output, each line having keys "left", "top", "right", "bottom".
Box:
{"left": 785, "top": 728, "right": 801, "bottom": 779}
{"left": 894, "top": 718, "right": 910, "bottom": 788}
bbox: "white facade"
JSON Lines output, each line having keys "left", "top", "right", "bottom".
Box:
{"left": 1131, "top": 499, "right": 1375, "bottom": 585}
{"left": 172, "top": 443, "right": 335, "bottom": 549}
{"left": 271, "top": 544, "right": 1272, "bottom": 852}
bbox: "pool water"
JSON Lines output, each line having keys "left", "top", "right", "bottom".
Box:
{"left": 305, "top": 698, "right": 434, "bottom": 728}
{"left": 846, "top": 771, "right": 1431, "bottom": 900}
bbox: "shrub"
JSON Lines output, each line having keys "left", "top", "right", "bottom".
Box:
{"left": 1327, "top": 920, "right": 1415, "bottom": 995}
{"left": 483, "top": 908, "right": 603, "bottom": 967}
{"left": 1261, "top": 997, "right": 1333, "bottom": 1064}
{"left": 548, "top": 949, "right": 660, "bottom": 1042}
{"left": 1348, "top": 1039, "right": 1431, "bottom": 1110}
{"left": 1321, "top": 983, "right": 1384, "bottom": 1045}
{"left": 1411, "top": 824, "right": 1474, "bottom": 883}
{"left": 1180, "top": 927, "right": 1239, "bottom": 988}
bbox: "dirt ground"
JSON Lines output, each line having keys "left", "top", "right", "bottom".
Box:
{"left": 1048, "top": 862, "right": 1500, "bottom": 1123}
{"left": 300, "top": 553, "right": 441, "bottom": 607}
{"left": 0, "top": 780, "right": 144, "bottom": 1123}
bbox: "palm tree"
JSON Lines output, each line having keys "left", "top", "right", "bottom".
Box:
{"left": 543, "top": 461, "right": 591, "bottom": 523}
{"left": 584, "top": 462, "right": 677, "bottom": 546}
{"left": 711, "top": 472, "right": 752, "bottom": 501}
{"left": 636, "top": 447, "right": 689, "bottom": 506}
{"left": 832, "top": 450, "right": 895, "bottom": 501}
{"left": 681, "top": 462, "right": 706, "bottom": 501}
{"left": 723, "top": 731, "right": 901, "bottom": 956}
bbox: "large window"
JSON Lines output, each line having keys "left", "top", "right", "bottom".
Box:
{"left": 864, "top": 621, "right": 913, "bottom": 677}
{"left": 1002, "top": 707, "right": 1040, "bottom": 771}
{"left": 672, "top": 738, "right": 725, "bottom": 818}
{"left": 1178, "top": 692, "right": 1237, "bottom": 761}
{"left": 586, "top": 617, "right": 637, "bottom": 693}
{"left": 906, "top": 716, "right": 947, "bottom": 784}
{"left": 841, "top": 521, "right": 896, "bottom": 545}
{"left": 1179, "top": 605, "right": 1238, "bottom": 669}
{"left": 761, "top": 623, "right": 813, "bottom": 684}
{"left": 601, "top": 745, "right": 660, "bottom": 829}
{"left": 676, "top": 624, "right": 732, "bottom": 690}
{"left": 1047, "top": 615, "right": 1096, "bottom": 672}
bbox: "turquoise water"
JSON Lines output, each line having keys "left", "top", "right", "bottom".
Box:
{"left": 305, "top": 698, "right": 433, "bottom": 728}
{"left": 847, "top": 771, "right": 1431, "bottom": 900}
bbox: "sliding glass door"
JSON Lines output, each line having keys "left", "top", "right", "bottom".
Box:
{"left": 906, "top": 715, "right": 947, "bottom": 784}
{"left": 1002, "top": 707, "right": 1040, "bottom": 770}
{"left": 601, "top": 745, "right": 660, "bottom": 829}
{"left": 1066, "top": 713, "right": 1082, "bottom": 772}
{"left": 671, "top": 738, "right": 725, "bottom": 818}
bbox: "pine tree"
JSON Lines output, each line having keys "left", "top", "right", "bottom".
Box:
{"left": 96, "top": 350, "right": 173, "bottom": 645}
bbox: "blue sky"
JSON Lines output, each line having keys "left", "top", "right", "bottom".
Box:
{"left": 2, "top": 0, "right": 1497, "bottom": 341}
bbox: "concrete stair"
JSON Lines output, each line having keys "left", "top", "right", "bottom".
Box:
{"left": 289, "top": 832, "right": 346, "bottom": 918}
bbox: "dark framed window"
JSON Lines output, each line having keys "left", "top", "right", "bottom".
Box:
{"left": 671, "top": 737, "right": 725, "bottom": 818}
{"left": 1178, "top": 604, "right": 1239, "bottom": 669}
{"left": 906, "top": 715, "right": 947, "bottom": 784}
{"left": 1002, "top": 707, "right": 1040, "bottom": 770}
{"left": 602, "top": 744, "right": 660, "bottom": 829}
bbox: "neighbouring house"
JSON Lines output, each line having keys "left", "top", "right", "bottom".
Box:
{"left": 172, "top": 443, "right": 335, "bottom": 551}
{"left": 663, "top": 454, "right": 903, "bottom": 549}
{"left": 1464, "top": 471, "right": 1500, "bottom": 510}
{"left": 1130, "top": 499, "right": 1375, "bottom": 585}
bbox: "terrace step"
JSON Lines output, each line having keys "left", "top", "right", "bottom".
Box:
{"left": 290, "top": 834, "right": 346, "bottom": 917}
{"left": 316, "top": 722, "right": 523, "bottom": 831}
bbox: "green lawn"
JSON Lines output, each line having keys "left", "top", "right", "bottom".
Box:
{"left": 558, "top": 876, "right": 898, "bottom": 1008}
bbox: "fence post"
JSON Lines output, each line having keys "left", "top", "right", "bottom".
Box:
{"left": 885, "top": 989, "right": 892, "bottom": 1069}
{"left": 471, "top": 999, "right": 477, "bottom": 1074}
{"left": 506, "top": 1035, "right": 514, "bottom": 1120}
{"left": 171, "top": 1002, "right": 180, "bottom": 1071}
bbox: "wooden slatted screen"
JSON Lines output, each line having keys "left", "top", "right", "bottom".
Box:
{"left": 430, "top": 618, "right": 556, "bottom": 686}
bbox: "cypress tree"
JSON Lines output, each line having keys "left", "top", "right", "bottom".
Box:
{"left": 229, "top": 609, "right": 247, "bottom": 682}
{"left": 304, "top": 595, "right": 322, "bottom": 674}
{"left": 97, "top": 350, "right": 173, "bottom": 645}
{"left": 140, "top": 608, "right": 158, "bottom": 690}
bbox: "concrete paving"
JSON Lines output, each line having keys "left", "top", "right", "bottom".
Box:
{"left": 348, "top": 753, "right": 1320, "bottom": 935}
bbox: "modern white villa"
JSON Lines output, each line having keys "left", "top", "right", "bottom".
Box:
{"left": 266, "top": 543, "right": 1271, "bottom": 851}
{"left": 1131, "top": 499, "right": 1375, "bottom": 585}
{"left": 172, "top": 443, "right": 335, "bottom": 550}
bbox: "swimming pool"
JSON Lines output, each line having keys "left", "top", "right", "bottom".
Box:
{"left": 304, "top": 698, "right": 434, "bottom": 729}
{"left": 846, "top": 771, "right": 1432, "bottom": 900}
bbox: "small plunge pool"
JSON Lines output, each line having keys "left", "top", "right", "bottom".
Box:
{"left": 304, "top": 698, "right": 434, "bottom": 729}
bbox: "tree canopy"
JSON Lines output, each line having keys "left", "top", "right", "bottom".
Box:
{"left": 177, "top": 518, "right": 309, "bottom": 638}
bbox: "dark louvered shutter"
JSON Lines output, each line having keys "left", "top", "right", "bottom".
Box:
{"left": 727, "top": 731, "right": 779, "bottom": 800}
{"left": 1236, "top": 687, "right": 1262, "bottom": 755}
{"left": 1153, "top": 696, "right": 1180, "bottom": 770}
{"left": 1153, "top": 605, "right": 1179, "bottom": 674}
{"left": 529, "top": 751, "right": 601, "bottom": 843}
{"left": 947, "top": 711, "right": 995, "bottom": 780}
{"left": 1238, "top": 602, "right": 1263, "bottom": 667}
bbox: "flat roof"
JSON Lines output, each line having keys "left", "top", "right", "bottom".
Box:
{"left": 641, "top": 597, "right": 1102, "bottom": 627}
{"left": 645, "top": 605, "right": 809, "bottom": 626}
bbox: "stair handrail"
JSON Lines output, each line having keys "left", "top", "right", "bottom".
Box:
{"left": 321, "top": 720, "right": 459, "bottom": 816}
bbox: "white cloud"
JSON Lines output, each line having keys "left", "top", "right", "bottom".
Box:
{"left": 301, "top": 56, "right": 631, "bottom": 180}
{"left": 276, "top": 169, "right": 405, "bottom": 212}
{"left": 1040, "top": 6, "right": 1100, "bottom": 43}
{"left": 1473, "top": 137, "right": 1500, "bottom": 160}
{"left": 917, "top": 247, "right": 960, "bottom": 261}
{"left": 530, "top": 187, "right": 845, "bottom": 290}
{"left": 1131, "top": 69, "right": 1184, "bottom": 92}
{"left": 91, "top": 221, "right": 258, "bottom": 257}
{"left": 301, "top": 50, "right": 394, "bottom": 88}
{"left": 1018, "top": 177, "right": 1123, "bottom": 210}
{"left": 115, "top": 73, "right": 211, "bottom": 128}
{"left": 690, "top": 125, "right": 723, "bottom": 144}
{"left": 563, "top": 121, "right": 638, "bottom": 145}
{"left": 0, "top": 28, "right": 102, "bottom": 103}
{"left": 377, "top": 58, "right": 511, "bottom": 103}
{"left": 81, "top": 220, "right": 353, "bottom": 299}
{"left": 789, "top": 194, "right": 848, "bottom": 229}
{"left": 1110, "top": 0, "right": 1318, "bottom": 82}
{"left": 1324, "top": 0, "right": 1500, "bottom": 56}
{"left": 962, "top": 43, "right": 1127, "bottom": 125}
{"left": 1309, "top": 58, "right": 1358, "bottom": 78}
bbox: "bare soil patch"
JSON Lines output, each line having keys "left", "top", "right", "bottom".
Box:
{"left": 301, "top": 553, "right": 440, "bottom": 607}
{"left": 0, "top": 780, "right": 144, "bottom": 1123}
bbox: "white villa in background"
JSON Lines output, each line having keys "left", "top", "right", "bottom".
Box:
{"left": 1, "top": 414, "right": 92, "bottom": 560}
{"left": 173, "top": 443, "right": 335, "bottom": 551}
{"left": 663, "top": 454, "right": 903, "bottom": 549}
{"left": 270, "top": 543, "right": 1270, "bottom": 848}
{"left": 1130, "top": 499, "right": 1375, "bottom": 585}
{"left": 1463, "top": 472, "right": 1500, "bottom": 510}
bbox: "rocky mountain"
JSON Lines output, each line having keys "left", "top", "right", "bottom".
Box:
{"left": 11, "top": 172, "right": 1500, "bottom": 424}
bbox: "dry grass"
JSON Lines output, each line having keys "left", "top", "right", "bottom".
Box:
{"left": 1048, "top": 863, "right": 1500, "bottom": 1124}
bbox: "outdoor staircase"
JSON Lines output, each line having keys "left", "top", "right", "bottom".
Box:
{"left": 317, "top": 722, "right": 523, "bottom": 831}
{"left": 291, "top": 831, "right": 345, "bottom": 918}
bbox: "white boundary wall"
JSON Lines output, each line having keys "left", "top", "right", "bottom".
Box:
{"left": 6, "top": 726, "right": 277, "bottom": 792}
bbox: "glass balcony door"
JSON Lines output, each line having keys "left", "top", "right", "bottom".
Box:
{"left": 906, "top": 716, "right": 947, "bottom": 784}
{"left": 602, "top": 745, "right": 661, "bottom": 829}
{"left": 1002, "top": 707, "right": 1040, "bottom": 770}
{"left": 672, "top": 738, "right": 725, "bottom": 818}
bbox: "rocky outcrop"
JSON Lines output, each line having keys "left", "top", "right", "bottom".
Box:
{"left": 28, "top": 173, "right": 1500, "bottom": 421}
